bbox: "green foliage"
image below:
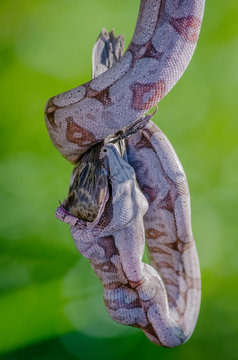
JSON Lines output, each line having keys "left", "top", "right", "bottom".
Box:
{"left": 0, "top": 0, "right": 238, "bottom": 359}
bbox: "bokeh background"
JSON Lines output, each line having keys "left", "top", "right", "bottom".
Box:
{"left": 0, "top": 0, "right": 237, "bottom": 359}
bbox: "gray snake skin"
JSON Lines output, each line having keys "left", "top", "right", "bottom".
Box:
{"left": 45, "top": 0, "right": 205, "bottom": 348}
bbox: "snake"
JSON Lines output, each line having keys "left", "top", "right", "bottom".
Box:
{"left": 45, "top": 0, "right": 205, "bottom": 348}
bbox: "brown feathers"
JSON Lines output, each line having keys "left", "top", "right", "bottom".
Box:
{"left": 63, "top": 142, "right": 108, "bottom": 222}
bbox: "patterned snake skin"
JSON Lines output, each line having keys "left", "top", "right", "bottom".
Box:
{"left": 45, "top": 0, "right": 205, "bottom": 348}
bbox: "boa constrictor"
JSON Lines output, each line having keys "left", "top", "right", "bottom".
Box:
{"left": 45, "top": 0, "right": 205, "bottom": 348}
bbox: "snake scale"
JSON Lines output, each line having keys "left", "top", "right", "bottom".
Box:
{"left": 45, "top": 0, "right": 205, "bottom": 348}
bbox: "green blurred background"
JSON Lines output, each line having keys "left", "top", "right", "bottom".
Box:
{"left": 0, "top": 0, "right": 237, "bottom": 359}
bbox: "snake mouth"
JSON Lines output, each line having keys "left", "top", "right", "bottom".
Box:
{"left": 55, "top": 204, "right": 81, "bottom": 227}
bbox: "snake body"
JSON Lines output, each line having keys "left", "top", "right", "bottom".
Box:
{"left": 45, "top": 0, "right": 205, "bottom": 348}
{"left": 45, "top": 0, "right": 205, "bottom": 163}
{"left": 55, "top": 127, "right": 200, "bottom": 347}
